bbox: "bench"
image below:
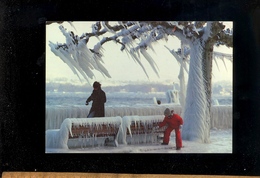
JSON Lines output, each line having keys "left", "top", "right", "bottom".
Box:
{"left": 46, "top": 115, "right": 167, "bottom": 149}
{"left": 46, "top": 117, "right": 123, "bottom": 149}
{"left": 121, "top": 115, "right": 167, "bottom": 145}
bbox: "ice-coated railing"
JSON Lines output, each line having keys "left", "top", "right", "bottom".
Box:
{"left": 210, "top": 105, "right": 232, "bottom": 129}
{"left": 46, "top": 105, "right": 232, "bottom": 130}
{"left": 46, "top": 104, "right": 181, "bottom": 130}
{"left": 45, "top": 106, "right": 233, "bottom": 149}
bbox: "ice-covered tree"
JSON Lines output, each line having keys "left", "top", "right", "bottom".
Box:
{"left": 48, "top": 21, "right": 233, "bottom": 143}
{"left": 165, "top": 38, "right": 232, "bottom": 143}
{"left": 164, "top": 42, "right": 190, "bottom": 109}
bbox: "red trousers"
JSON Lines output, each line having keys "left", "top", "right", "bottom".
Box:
{"left": 163, "top": 127, "right": 182, "bottom": 148}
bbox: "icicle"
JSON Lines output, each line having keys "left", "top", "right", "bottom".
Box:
{"left": 93, "top": 56, "right": 111, "bottom": 78}
{"left": 140, "top": 48, "right": 160, "bottom": 78}
{"left": 129, "top": 48, "right": 150, "bottom": 79}
{"left": 221, "top": 56, "right": 228, "bottom": 72}
{"left": 191, "top": 23, "right": 200, "bottom": 35}
{"left": 68, "top": 21, "right": 77, "bottom": 32}
{"left": 213, "top": 56, "right": 220, "bottom": 71}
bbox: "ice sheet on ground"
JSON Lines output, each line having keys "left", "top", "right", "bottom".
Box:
{"left": 46, "top": 128, "right": 232, "bottom": 153}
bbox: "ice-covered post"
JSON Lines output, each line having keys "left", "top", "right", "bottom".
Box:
{"left": 178, "top": 41, "right": 188, "bottom": 112}
{"left": 165, "top": 82, "right": 180, "bottom": 104}
{"left": 164, "top": 42, "right": 188, "bottom": 110}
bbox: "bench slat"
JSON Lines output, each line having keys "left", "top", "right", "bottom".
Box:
{"left": 69, "top": 124, "right": 120, "bottom": 139}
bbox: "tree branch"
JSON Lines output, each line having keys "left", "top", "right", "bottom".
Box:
{"left": 217, "top": 31, "right": 233, "bottom": 48}
{"left": 211, "top": 22, "right": 225, "bottom": 37}
{"left": 46, "top": 21, "right": 65, "bottom": 25}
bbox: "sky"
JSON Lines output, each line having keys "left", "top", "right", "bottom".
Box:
{"left": 46, "top": 21, "right": 233, "bottom": 86}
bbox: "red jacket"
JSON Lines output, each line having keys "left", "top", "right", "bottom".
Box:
{"left": 159, "top": 113, "right": 183, "bottom": 129}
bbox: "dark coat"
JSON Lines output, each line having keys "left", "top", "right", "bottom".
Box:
{"left": 86, "top": 88, "right": 106, "bottom": 117}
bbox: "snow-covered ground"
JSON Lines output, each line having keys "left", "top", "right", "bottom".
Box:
{"left": 46, "top": 128, "right": 232, "bottom": 153}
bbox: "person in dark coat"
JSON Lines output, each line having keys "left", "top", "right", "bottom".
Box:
{"left": 86, "top": 81, "right": 106, "bottom": 117}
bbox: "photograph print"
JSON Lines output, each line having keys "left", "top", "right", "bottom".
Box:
{"left": 45, "top": 21, "right": 233, "bottom": 153}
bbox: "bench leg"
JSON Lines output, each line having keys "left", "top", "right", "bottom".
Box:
{"left": 104, "top": 137, "right": 118, "bottom": 147}
{"left": 104, "top": 138, "right": 109, "bottom": 146}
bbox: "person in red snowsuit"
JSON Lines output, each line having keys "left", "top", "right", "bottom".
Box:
{"left": 157, "top": 108, "right": 183, "bottom": 150}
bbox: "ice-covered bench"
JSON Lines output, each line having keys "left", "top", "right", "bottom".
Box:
{"left": 46, "top": 116, "right": 123, "bottom": 149}
{"left": 120, "top": 115, "right": 167, "bottom": 145}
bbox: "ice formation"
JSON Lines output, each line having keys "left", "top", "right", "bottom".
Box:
{"left": 46, "top": 114, "right": 169, "bottom": 149}
{"left": 45, "top": 104, "right": 232, "bottom": 149}
{"left": 119, "top": 115, "right": 165, "bottom": 144}
{"left": 46, "top": 105, "right": 231, "bottom": 131}
{"left": 46, "top": 118, "right": 72, "bottom": 149}
{"left": 46, "top": 116, "right": 122, "bottom": 149}
{"left": 46, "top": 104, "right": 182, "bottom": 130}
{"left": 210, "top": 106, "right": 232, "bottom": 129}
{"left": 181, "top": 38, "right": 209, "bottom": 143}
{"left": 165, "top": 86, "right": 180, "bottom": 104}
